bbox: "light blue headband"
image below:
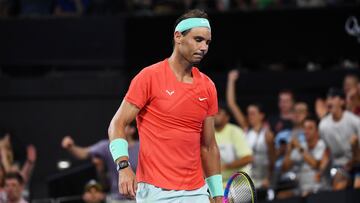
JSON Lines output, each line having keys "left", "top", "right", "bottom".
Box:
{"left": 175, "top": 18, "right": 211, "bottom": 33}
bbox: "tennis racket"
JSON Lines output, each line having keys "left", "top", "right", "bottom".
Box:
{"left": 223, "top": 171, "right": 257, "bottom": 203}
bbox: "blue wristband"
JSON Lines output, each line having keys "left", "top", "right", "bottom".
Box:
{"left": 206, "top": 174, "right": 224, "bottom": 198}
{"left": 109, "top": 138, "right": 129, "bottom": 162}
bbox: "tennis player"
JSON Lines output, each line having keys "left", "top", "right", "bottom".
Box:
{"left": 108, "top": 9, "right": 223, "bottom": 203}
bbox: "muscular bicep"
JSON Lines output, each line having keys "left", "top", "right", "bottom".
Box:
{"left": 108, "top": 99, "right": 140, "bottom": 141}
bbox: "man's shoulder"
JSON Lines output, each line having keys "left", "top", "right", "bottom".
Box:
{"left": 319, "top": 114, "right": 332, "bottom": 127}
{"left": 344, "top": 110, "right": 360, "bottom": 122}
{"left": 226, "top": 123, "right": 245, "bottom": 136}
{"left": 194, "top": 68, "right": 216, "bottom": 87}
{"left": 138, "top": 60, "right": 165, "bottom": 76}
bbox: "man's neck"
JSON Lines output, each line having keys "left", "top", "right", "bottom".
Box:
{"left": 281, "top": 111, "right": 293, "bottom": 120}
{"left": 168, "top": 53, "right": 193, "bottom": 80}
{"left": 308, "top": 135, "right": 318, "bottom": 149}
{"left": 215, "top": 123, "right": 227, "bottom": 132}
{"left": 332, "top": 109, "right": 344, "bottom": 122}
{"left": 252, "top": 123, "right": 262, "bottom": 133}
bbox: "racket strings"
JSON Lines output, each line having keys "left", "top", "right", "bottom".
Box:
{"left": 228, "top": 175, "right": 254, "bottom": 203}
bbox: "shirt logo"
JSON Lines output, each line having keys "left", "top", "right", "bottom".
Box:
{"left": 166, "top": 90, "right": 175, "bottom": 96}
{"left": 199, "top": 97, "right": 207, "bottom": 101}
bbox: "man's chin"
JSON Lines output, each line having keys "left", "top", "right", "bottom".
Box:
{"left": 191, "top": 59, "right": 202, "bottom": 65}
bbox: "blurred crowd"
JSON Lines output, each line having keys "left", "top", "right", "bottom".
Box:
{"left": 215, "top": 70, "right": 360, "bottom": 201}
{"left": 0, "top": 0, "right": 359, "bottom": 17}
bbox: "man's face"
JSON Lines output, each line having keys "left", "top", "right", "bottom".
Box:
{"left": 83, "top": 187, "right": 105, "bottom": 203}
{"left": 293, "top": 103, "right": 307, "bottom": 125}
{"left": 304, "top": 120, "right": 317, "bottom": 142}
{"left": 5, "top": 179, "right": 23, "bottom": 202}
{"left": 343, "top": 76, "right": 358, "bottom": 94}
{"left": 327, "top": 96, "right": 345, "bottom": 114}
{"left": 247, "top": 105, "right": 263, "bottom": 126}
{"left": 214, "top": 109, "right": 228, "bottom": 128}
{"left": 176, "top": 27, "right": 211, "bottom": 64}
{"left": 278, "top": 92, "right": 294, "bottom": 113}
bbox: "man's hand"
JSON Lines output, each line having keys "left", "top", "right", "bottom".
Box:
{"left": 214, "top": 196, "right": 223, "bottom": 203}
{"left": 290, "top": 138, "right": 301, "bottom": 149}
{"left": 26, "top": 145, "right": 37, "bottom": 163}
{"left": 228, "top": 70, "right": 239, "bottom": 82}
{"left": 350, "top": 134, "right": 359, "bottom": 148}
{"left": 118, "top": 166, "right": 137, "bottom": 199}
{"left": 315, "top": 98, "right": 327, "bottom": 119}
{"left": 61, "top": 136, "right": 74, "bottom": 149}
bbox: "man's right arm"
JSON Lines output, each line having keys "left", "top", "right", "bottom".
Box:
{"left": 108, "top": 99, "right": 140, "bottom": 198}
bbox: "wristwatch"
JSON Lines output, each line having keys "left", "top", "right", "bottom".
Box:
{"left": 116, "top": 160, "right": 131, "bottom": 171}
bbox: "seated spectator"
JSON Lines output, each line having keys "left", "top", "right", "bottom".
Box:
{"left": 82, "top": 179, "right": 106, "bottom": 203}
{"left": 274, "top": 102, "right": 309, "bottom": 199}
{"left": 53, "top": 0, "right": 90, "bottom": 16}
{"left": 319, "top": 87, "right": 360, "bottom": 191}
{"left": 214, "top": 103, "right": 253, "bottom": 186}
{"left": 61, "top": 123, "right": 139, "bottom": 202}
{"left": 282, "top": 116, "right": 329, "bottom": 197}
{"left": 4, "top": 172, "right": 27, "bottom": 203}
{"left": 275, "top": 102, "right": 308, "bottom": 148}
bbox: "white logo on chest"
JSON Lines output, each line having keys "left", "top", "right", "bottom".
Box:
{"left": 199, "top": 97, "right": 207, "bottom": 101}
{"left": 166, "top": 90, "right": 175, "bottom": 96}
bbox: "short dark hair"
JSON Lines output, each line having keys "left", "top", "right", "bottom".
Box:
{"left": 248, "top": 103, "right": 266, "bottom": 114}
{"left": 218, "top": 101, "right": 231, "bottom": 115}
{"left": 327, "top": 87, "right": 345, "bottom": 99}
{"left": 174, "top": 9, "right": 209, "bottom": 36}
{"left": 5, "top": 172, "right": 24, "bottom": 185}
{"left": 279, "top": 89, "right": 295, "bottom": 100}
{"left": 303, "top": 115, "right": 319, "bottom": 126}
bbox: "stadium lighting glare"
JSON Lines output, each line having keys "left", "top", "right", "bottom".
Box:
{"left": 57, "top": 160, "right": 71, "bottom": 170}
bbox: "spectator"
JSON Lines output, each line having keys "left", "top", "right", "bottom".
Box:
{"left": 282, "top": 116, "right": 329, "bottom": 197}
{"left": 268, "top": 89, "right": 295, "bottom": 135}
{"left": 4, "top": 172, "right": 27, "bottom": 203}
{"left": 274, "top": 102, "right": 309, "bottom": 198}
{"left": 0, "top": 133, "right": 36, "bottom": 199}
{"left": 245, "top": 103, "right": 276, "bottom": 193}
{"left": 214, "top": 103, "right": 253, "bottom": 185}
{"left": 275, "top": 102, "right": 308, "bottom": 149}
{"left": 53, "top": 0, "right": 90, "bottom": 16}
{"left": 61, "top": 123, "right": 139, "bottom": 202}
{"left": 343, "top": 74, "right": 360, "bottom": 116}
{"left": 82, "top": 179, "right": 106, "bottom": 203}
{"left": 319, "top": 87, "right": 360, "bottom": 191}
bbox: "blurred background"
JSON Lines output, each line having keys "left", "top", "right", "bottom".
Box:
{"left": 0, "top": 0, "right": 360, "bottom": 203}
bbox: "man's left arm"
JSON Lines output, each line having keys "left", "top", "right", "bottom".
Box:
{"left": 201, "top": 116, "right": 223, "bottom": 203}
